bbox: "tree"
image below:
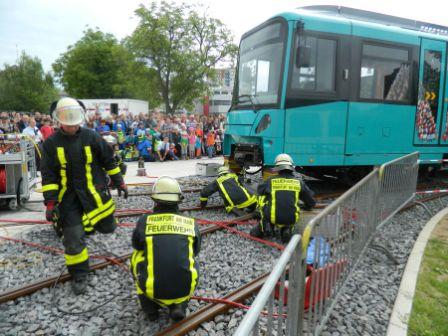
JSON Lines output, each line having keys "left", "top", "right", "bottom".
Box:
{"left": 129, "top": 1, "right": 237, "bottom": 114}
{"left": 53, "top": 28, "right": 161, "bottom": 106}
{"left": 0, "top": 52, "right": 58, "bottom": 113}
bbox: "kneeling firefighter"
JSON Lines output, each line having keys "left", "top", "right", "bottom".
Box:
{"left": 41, "top": 97, "right": 128, "bottom": 295}
{"left": 131, "top": 176, "right": 201, "bottom": 321}
{"left": 250, "top": 153, "right": 316, "bottom": 243}
{"left": 199, "top": 166, "right": 257, "bottom": 213}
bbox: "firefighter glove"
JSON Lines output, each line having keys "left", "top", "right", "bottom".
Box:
{"left": 45, "top": 201, "right": 60, "bottom": 223}
{"left": 117, "top": 183, "right": 128, "bottom": 199}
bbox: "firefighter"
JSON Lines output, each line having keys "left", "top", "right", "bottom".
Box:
{"left": 250, "top": 153, "right": 316, "bottom": 243}
{"left": 199, "top": 166, "right": 257, "bottom": 213}
{"left": 41, "top": 97, "right": 128, "bottom": 295}
{"left": 103, "top": 135, "right": 127, "bottom": 176}
{"left": 131, "top": 176, "right": 201, "bottom": 321}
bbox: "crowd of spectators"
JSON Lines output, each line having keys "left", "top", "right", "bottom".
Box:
{"left": 0, "top": 110, "right": 226, "bottom": 162}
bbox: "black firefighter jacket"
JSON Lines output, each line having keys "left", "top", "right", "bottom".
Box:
{"left": 200, "top": 173, "right": 257, "bottom": 212}
{"left": 41, "top": 127, "right": 124, "bottom": 232}
{"left": 131, "top": 205, "right": 201, "bottom": 306}
{"left": 258, "top": 171, "right": 316, "bottom": 227}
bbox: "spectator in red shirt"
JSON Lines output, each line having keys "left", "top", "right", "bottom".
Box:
{"left": 40, "top": 117, "right": 55, "bottom": 140}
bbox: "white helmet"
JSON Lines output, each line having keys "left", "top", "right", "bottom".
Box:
{"left": 151, "top": 176, "right": 182, "bottom": 203}
{"left": 274, "top": 153, "right": 294, "bottom": 171}
{"left": 217, "top": 166, "right": 230, "bottom": 176}
{"left": 103, "top": 135, "right": 117, "bottom": 145}
{"left": 52, "top": 97, "right": 85, "bottom": 126}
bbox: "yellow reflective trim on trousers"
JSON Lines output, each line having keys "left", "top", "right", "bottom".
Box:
{"left": 86, "top": 198, "right": 114, "bottom": 222}
{"left": 84, "top": 146, "right": 103, "bottom": 209}
{"left": 199, "top": 197, "right": 208, "bottom": 202}
{"left": 188, "top": 236, "right": 198, "bottom": 296}
{"left": 106, "top": 167, "right": 120, "bottom": 176}
{"left": 64, "top": 247, "right": 88, "bottom": 266}
{"left": 81, "top": 200, "right": 115, "bottom": 230}
{"left": 57, "top": 147, "right": 67, "bottom": 202}
{"left": 89, "top": 203, "right": 115, "bottom": 226}
{"left": 42, "top": 184, "right": 59, "bottom": 192}
{"left": 145, "top": 236, "right": 154, "bottom": 299}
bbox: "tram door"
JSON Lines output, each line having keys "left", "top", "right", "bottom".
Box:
{"left": 414, "top": 38, "right": 446, "bottom": 145}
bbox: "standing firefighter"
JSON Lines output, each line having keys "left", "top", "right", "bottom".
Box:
{"left": 41, "top": 97, "right": 128, "bottom": 295}
{"left": 250, "top": 154, "right": 316, "bottom": 243}
{"left": 131, "top": 176, "right": 201, "bottom": 321}
{"left": 103, "top": 135, "right": 127, "bottom": 176}
{"left": 200, "top": 166, "right": 257, "bottom": 213}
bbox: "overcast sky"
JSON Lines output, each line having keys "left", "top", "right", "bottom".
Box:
{"left": 1, "top": 0, "right": 447, "bottom": 72}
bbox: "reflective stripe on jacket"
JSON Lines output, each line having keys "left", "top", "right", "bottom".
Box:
{"left": 200, "top": 173, "right": 257, "bottom": 212}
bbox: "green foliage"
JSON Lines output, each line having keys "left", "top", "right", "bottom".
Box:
{"left": 53, "top": 28, "right": 162, "bottom": 106}
{"left": 0, "top": 52, "right": 58, "bottom": 113}
{"left": 408, "top": 235, "right": 448, "bottom": 336}
{"left": 129, "top": 1, "right": 237, "bottom": 114}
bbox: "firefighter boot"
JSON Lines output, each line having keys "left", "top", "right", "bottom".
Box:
{"left": 138, "top": 295, "right": 159, "bottom": 321}
{"left": 169, "top": 303, "right": 186, "bottom": 321}
{"left": 145, "top": 304, "right": 159, "bottom": 321}
{"left": 71, "top": 275, "right": 88, "bottom": 295}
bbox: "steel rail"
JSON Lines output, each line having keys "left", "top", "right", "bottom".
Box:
{"left": 155, "top": 273, "right": 268, "bottom": 336}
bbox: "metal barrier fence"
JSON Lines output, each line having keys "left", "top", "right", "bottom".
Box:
{"left": 234, "top": 234, "right": 304, "bottom": 336}
{"left": 236, "top": 152, "right": 419, "bottom": 335}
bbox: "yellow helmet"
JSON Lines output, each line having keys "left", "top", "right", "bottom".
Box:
{"left": 274, "top": 153, "right": 294, "bottom": 171}
{"left": 217, "top": 166, "right": 230, "bottom": 175}
{"left": 52, "top": 97, "right": 85, "bottom": 126}
{"left": 151, "top": 176, "right": 182, "bottom": 203}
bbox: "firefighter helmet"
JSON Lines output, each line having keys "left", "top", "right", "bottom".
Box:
{"left": 103, "top": 135, "right": 117, "bottom": 145}
{"left": 151, "top": 176, "right": 182, "bottom": 203}
{"left": 274, "top": 153, "right": 294, "bottom": 171}
{"left": 217, "top": 166, "right": 230, "bottom": 175}
{"left": 52, "top": 97, "right": 85, "bottom": 126}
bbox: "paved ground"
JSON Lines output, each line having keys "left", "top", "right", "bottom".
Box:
{"left": 0, "top": 156, "right": 223, "bottom": 238}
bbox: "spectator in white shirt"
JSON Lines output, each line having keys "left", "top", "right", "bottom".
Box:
{"left": 22, "top": 118, "right": 43, "bottom": 143}
{"left": 157, "top": 136, "right": 176, "bottom": 161}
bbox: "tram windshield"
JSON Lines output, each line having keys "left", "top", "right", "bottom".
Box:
{"left": 235, "top": 21, "right": 286, "bottom": 108}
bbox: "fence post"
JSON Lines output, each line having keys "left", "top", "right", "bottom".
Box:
{"left": 286, "top": 237, "right": 304, "bottom": 335}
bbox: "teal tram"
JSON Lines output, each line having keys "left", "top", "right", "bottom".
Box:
{"left": 224, "top": 6, "right": 448, "bottom": 183}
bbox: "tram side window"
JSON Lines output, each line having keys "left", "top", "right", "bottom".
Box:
{"left": 291, "top": 36, "right": 336, "bottom": 92}
{"left": 360, "top": 44, "right": 410, "bottom": 102}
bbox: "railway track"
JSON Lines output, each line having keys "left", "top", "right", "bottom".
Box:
{"left": 0, "top": 212, "right": 256, "bottom": 304}
{"left": 2, "top": 182, "right": 446, "bottom": 334}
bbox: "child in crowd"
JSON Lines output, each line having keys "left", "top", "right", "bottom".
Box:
{"left": 180, "top": 125, "right": 188, "bottom": 160}
{"left": 206, "top": 130, "right": 215, "bottom": 158}
{"left": 215, "top": 133, "right": 222, "bottom": 155}
{"left": 195, "top": 133, "right": 202, "bottom": 159}
{"left": 188, "top": 128, "right": 196, "bottom": 159}
{"left": 169, "top": 143, "right": 179, "bottom": 160}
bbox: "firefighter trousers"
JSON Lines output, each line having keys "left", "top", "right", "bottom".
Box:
{"left": 59, "top": 193, "right": 116, "bottom": 278}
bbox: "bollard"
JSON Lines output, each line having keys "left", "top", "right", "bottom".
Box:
{"left": 137, "top": 157, "right": 146, "bottom": 176}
